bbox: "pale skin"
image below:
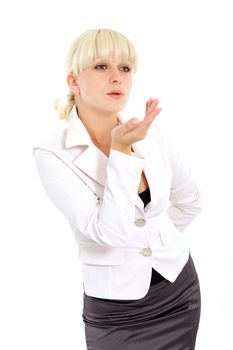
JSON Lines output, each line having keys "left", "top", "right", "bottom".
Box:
{"left": 67, "top": 57, "right": 162, "bottom": 193}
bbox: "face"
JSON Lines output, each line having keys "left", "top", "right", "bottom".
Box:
{"left": 69, "top": 57, "right": 133, "bottom": 115}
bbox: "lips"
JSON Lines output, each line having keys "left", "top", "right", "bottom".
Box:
{"left": 107, "top": 90, "right": 124, "bottom": 96}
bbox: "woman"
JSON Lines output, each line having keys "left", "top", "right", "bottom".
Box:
{"left": 33, "top": 28, "right": 202, "bottom": 349}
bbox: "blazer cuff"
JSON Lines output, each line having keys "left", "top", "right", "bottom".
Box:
{"left": 109, "top": 148, "right": 145, "bottom": 168}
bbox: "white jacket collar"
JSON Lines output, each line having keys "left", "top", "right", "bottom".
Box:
{"left": 65, "top": 105, "right": 92, "bottom": 148}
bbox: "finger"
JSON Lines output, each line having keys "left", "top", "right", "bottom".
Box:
{"left": 146, "top": 98, "right": 153, "bottom": 112}
{"left": 145, "top": 104, "right": 161, "bottom": 123}
{"left": 120, "top": 117, "right": 140, "bottom": 134}
{"left": 122, "top": 118, "right": 144, "bottom": 135}
{"left": 124, "top": 99, "right": 161, "bottom": 135}
{"left": 145, "top": 98, "right": 160, "bottom": 117}
{"left": 128, "top": 109, "right": 160, "bottom": 136}
{"left": 142, "top": 108, "right": 162, "bottom": 129}
{"left": 146, "top": 107, "right": 162, "bottom": 121}
{"left": 148, "top": 98, "right": 160, "bottom": 111}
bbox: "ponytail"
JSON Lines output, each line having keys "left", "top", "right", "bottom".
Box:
{"left": 54, "top": 92, "right": 76, "bottom": 120}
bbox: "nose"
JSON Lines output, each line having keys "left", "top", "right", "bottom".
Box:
{"left": 109, "top": 68, "right": 122, "bottom": 84}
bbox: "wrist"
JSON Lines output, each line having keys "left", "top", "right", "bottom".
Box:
{"left": 111, "top": 142, "right": 132, "bottom": 155}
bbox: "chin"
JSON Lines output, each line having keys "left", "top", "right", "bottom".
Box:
{"left": 107, "top": 102, "right": 127, "bottom": 113}
{"left": 107, "top": 107, "right": 124, "bottom": 114}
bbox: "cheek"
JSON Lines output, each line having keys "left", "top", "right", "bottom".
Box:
{"left": 126, "top": 74, "right": 133, "bottom": 86}
{"left": 85, "top": 76, "right": 104, "bottom": 92}
{"left": 126, "top": 78, "right": 133, "bottom": 93}
{"left": 79, "top": 79, "right": 97, "bottom": 98}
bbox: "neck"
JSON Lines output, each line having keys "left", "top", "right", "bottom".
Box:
{"left": 75, "top": 104, "right": 119, "bottom": 147}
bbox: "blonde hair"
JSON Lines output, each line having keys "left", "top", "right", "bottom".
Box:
{"left": 54, "top": 28, "right": 138, "bottom": 120}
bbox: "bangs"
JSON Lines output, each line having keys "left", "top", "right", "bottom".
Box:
{"left": 68, "top": 29, "right": 138, "bottom": 76}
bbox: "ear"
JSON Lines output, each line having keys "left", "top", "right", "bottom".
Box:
{"left": 66, "top": 73, "right": 80, "bottom": 95}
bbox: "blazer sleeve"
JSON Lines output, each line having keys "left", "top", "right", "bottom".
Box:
{"left": 33, "top": 148, "right": 145, "bottom": 247}
{"left": 163, "top": 133, "right": 203, "bottom": 232}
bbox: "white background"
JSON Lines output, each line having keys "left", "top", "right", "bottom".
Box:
{"left": 0, "top": 0, "right": 232, "bottom": 349}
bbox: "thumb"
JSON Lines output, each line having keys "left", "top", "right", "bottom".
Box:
{"left": 116, "top": 118, "right": 140, "bottom": 136}
{"left": 130, "top": 117, "right": 139, "bottom": 124}
{"left": 123, "top": 117, "right": 139, "bottom": 130}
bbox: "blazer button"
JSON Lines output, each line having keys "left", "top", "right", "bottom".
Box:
{"left": 140, "top": 248, "right": 152, "bottom": 257}
{"left": 135, "top": 218, "right": 146, "bottom": 227}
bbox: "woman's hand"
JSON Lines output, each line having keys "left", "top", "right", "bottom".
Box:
{"left": 111, "top": 98, "right": 162, "bottom": 152}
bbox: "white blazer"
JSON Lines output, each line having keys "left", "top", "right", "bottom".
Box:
{"left": 32, "top": 105, "right": 202, "bottom": 300}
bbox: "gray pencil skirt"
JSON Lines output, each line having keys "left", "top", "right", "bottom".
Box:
{"left": 82, "top": 254, "right": 201, "bottom": 350}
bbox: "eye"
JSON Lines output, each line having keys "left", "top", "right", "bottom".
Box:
{"left": 120, "top": 66, "right": 131, "bottom": 72}
{"left": 94, "top": 64, "right": 107, "bottom": 70}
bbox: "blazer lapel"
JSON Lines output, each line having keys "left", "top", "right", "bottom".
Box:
{"left": 65, "top": 106, "right": 108, "bottom": 190}
{"left": 72, "top": 145, "right": 108, "bottom": 187}
{"left": 132, "top": 135, "right": 171, "bottom": 208}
